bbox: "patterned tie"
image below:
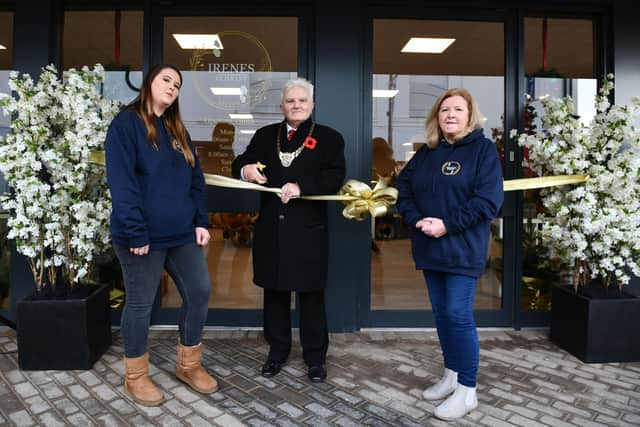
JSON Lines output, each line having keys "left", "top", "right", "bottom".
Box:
{"left": 287, "top": 129, "right": 296, "bottom": 141}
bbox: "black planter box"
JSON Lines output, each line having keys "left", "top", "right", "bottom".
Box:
{"left": 550, "top": 284, "right": 640, "bottom": 363}
{"left": 17, "top": 283, "right": 112, "bottom": 370}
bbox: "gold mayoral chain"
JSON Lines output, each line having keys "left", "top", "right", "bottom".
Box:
{"left": 276, "top": 122, "right": 315, "bottom": 167}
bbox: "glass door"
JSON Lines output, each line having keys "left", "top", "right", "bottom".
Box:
{"left": 153, "top": 13, "right": 301, "bottom": 325}
{"left": 365, "top": 16, "right": 513, "bottom": 327}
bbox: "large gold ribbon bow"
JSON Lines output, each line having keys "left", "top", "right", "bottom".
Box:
{"left": 336, "top": 179, "right": 398, "bottom": 221}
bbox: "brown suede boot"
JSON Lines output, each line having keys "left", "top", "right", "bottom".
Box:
{"left": 123, "top": 353, "right": 165, "bottom": 406}
{"left": 176, "top": 342, "right": 219, "bottom": 394}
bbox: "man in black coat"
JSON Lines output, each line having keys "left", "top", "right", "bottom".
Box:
{"left": 232, "top": 78, "right": 346, "bottom": 383}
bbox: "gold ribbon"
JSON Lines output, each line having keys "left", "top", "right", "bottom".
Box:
{"left": 204, "top": 174, "right": 398, "bottom": 220}
{"left": 503, "top": 174, "right": 589, "bottom": 192}
{"left": 89, "top": 150, "right": 589, "bottom": 220}
{"left": 89, "top": 150, "right": 106, "bottom": 165}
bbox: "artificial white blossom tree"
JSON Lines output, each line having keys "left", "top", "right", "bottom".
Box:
{"left": 0, "top": 64, "right": 120, "bottom": 290}
{"left": 512, "top": 75, "right": 640, "bottom": 290}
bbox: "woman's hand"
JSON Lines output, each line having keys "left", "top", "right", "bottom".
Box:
{"left": 195, "top": 227, "right": 210, "bottom": 246}
{"left": 418, "top": 217, "right": 447, "bottom": 238}
{"left": 280, "top": 182, "right": 300, "bottom": 204}
{"left": 242, "top": 163, "right": 267, "bottom": 184}
{"left": 130, "top": 245, "right": 149, "bottom": 256}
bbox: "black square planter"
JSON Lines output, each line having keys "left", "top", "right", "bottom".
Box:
{"left": 17, "top": 283, "right": 112, "bottom": 370}
{"left": 550, "top": 284, "right": 640, "bottom": 363}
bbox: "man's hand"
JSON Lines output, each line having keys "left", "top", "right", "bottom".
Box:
{"left": 280, "top": 182, "right": 301, "bottom": 204}
{"left": 242, "top": 163, "right": 267, "bottom": 184}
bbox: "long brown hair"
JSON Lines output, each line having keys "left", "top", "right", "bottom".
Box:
{"left": 128, "top": 64, "right": 195, "bottom": 167}
{"left": 424, "top": 88, "right": 486, "bottom": 149}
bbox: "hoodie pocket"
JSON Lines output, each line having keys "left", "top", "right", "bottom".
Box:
{"left": 439, "top": 233, "right": 473, "bottom": 264}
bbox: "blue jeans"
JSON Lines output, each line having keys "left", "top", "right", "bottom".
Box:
{"left": 114, "top": 243, "right": 211, "bottom": 358}
{"left": 423, "top": 270, "right": 479, "bottom": 387}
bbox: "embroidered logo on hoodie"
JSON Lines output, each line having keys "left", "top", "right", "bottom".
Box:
{"left": 441, "top": 161, "right": 461, "bottom": 176}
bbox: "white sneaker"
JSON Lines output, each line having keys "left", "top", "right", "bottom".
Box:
{"left": 434, "top": 384, "right": 478, "bottom": 420}
{"left": 422, "top": 368, "right": 457, "bottom": 400}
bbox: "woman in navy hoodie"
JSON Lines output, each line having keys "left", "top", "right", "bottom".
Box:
{"left": 106, "top": 64, "right": 217, "bottom": 406}
{"left": 397, "top": 88, "right": 503, "bottom": 420}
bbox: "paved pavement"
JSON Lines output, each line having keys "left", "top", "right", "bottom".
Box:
{"left": 0, "top": 328, "right": 639, "bottom": 426}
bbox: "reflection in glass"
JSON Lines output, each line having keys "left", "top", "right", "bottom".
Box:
{"left": 372, "top": 19, "right": 504, "bottom": 310}
{"left": 161, "top": 17, "right": 297, "bottom": 309}
{"left": 162, "top": 213, "right": 262, "bottom": 309}
{"left": 104, "top": 71, "right": 142, "bottom": 105}
{"left": 0, "top": 71, "right": 10, "bottom": 137}
{"left": 521, "top": 17, "right": 596, "bottom": 311}
{"left": 0, "top": 12, "right": 13, "bottom": 135}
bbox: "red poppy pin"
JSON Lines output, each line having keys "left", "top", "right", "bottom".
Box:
{"left": 303, "top": 136, "right": 317, "bottom": 150}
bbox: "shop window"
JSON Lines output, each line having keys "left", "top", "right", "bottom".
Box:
{"left": 63, "top": 10, "right": 143, "bottom": 105}
{"left": 0, "top": 11, "right": 13, "bottom": 131}
{"left": 62, "top": 10, "right": 144, "bottom": 310}
{"left": 521, "top": 17, "right": 597, "bottom": 312}
{"left": 0, "top": 11, "right": 13, "bottom": 311}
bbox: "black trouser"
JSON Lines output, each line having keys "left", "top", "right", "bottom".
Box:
{"left": 263, "top": 288, "right": 328, "bottom": 366}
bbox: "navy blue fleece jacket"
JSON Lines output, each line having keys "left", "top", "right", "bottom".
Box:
{"left": 397, "top": 128, "right": 503, "bottom": 278}
{"left": 105, "top": 109, "right": 208, "bottom": 250}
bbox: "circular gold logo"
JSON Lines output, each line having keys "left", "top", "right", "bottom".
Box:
{"left": 441, "top": 161, "right": 461, "bottom": 176}
{"left": 189, "top": 30, "right": 273, "bottom": 112}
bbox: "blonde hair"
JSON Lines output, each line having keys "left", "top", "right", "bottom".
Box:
{"left": 424, "top": 88, "right": 485, "bottom": 149}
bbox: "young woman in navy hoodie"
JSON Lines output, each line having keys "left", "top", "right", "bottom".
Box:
{"left": 106, "top": 64, "right": 217, "bottom": 406}
{"left": 397, "top": 88, "right": 503, "bottom": 420}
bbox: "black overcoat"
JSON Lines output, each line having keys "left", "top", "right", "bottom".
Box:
{"left": 232, "top": 119, "right": 346, "bottom": 291}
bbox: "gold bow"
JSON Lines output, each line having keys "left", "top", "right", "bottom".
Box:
{"left": 337, "top": 179, "right": 398, "bottom": 221}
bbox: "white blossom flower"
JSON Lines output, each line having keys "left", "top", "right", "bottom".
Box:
{"left": 513, "top": 75, "right": 640, "bottom": 289}
{"left": 0, "top": 64, "right": 122, "bottom": 290}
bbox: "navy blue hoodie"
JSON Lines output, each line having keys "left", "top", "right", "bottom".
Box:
{"left": 397, "top": 128, "right": 503, "bottom": 278}
{"left": 105, "top": 109, "right": 208, "bottom": 250}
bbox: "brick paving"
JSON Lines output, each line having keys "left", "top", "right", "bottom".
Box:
{"left": 0, "top": 329, "right": 639, "bottom": 426}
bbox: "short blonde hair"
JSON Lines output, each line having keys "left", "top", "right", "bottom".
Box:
{"left": 425, "top": 88, "right": 485, "bottom": 149}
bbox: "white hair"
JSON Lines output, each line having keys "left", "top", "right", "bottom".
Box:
{"left": 280, "top": 78, "right": 314, "bottom": 104}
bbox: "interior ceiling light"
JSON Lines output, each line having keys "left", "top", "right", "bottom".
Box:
{"left": 172, "top": 34, "right": 223, "bottom": 50}
{"left": 0, "top": 44, "right": 6, "bottom": 50}
{"left": 373, "top": 89, "right": 399, "bottom": 98}
{"left": 229, "top": 113, "right": 253, "bottom": 120}
{"left": 401, "top": 37, "right": 455, "bottom": 54}
{"left": 240, "top": 130, "right": 256, "bottom": 135}
{"left": 210, "top": 87, "right": 243, "bottom": 96}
